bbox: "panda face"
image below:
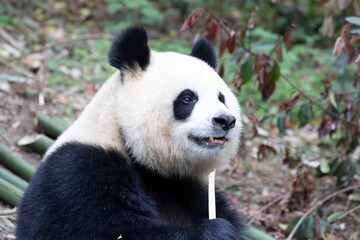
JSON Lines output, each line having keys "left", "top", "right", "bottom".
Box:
{"left": 116, "top": 51, "right": 242, "bottom": 177}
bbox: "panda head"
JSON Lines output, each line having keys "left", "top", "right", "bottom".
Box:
{"left": 109, "top": 27, "right": 242, "bottom": 179}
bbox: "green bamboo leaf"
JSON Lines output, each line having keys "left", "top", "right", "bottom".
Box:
{"left": 277, "top": 112, "right": 285, "bottom": 136}
{"left": 286, "top": 216, "right": 315, "bottom": 240}
{"left": 327, "top": 211, "right": 345, "bottom": 223}
{"left": 329, "top": 92, "right": 339, "bottom": 110}
{"left": 241, "top": 59, "right": 253, "bottom": 85}
{"left": 298, "top": 101, "right": 310, "bottom": 128}
{"left": 345, "top": 16, "right": 360, "bottom": 26}
{"left": 270, "top": 60, "right": 280, "bottom": 83}
{"left": 320, "top": 158, "right": 330, "bottom": 174}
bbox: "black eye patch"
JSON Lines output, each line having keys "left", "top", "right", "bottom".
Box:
{"left": 173, "top": 89, "right": 198, "bottom": 120}
{"left": 218, "top": 92, "right": 225, "bottom": 104}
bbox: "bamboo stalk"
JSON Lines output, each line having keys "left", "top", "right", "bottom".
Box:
{"left": 17, "top": 134, "right": 54, "bottom": 155}
{"left": 0, "top": 169, "right": 28, "bottom": 191}
{"left": 0, "top": 177, "right": 23, "bottom": 207}
{"left": 0, "top": 143, "right": 36, "bottom": 181}
{"left": 36, "top": 112, "right": 68, "bottom": 138}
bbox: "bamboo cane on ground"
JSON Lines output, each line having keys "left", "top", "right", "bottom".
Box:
{"left": 36, "top": 112, "right": 69, "bottom": 139}
{"left": 0, "top": 143, "right": 36, "bottom": 181}
{"left": 0, "top": 177, "right": 24, "bottom": 207}
{"left": 0, "top": 169, "right": 28, "bottom": 191}
{"left": 17, "top": 134, "right": 54, "bottom": 155}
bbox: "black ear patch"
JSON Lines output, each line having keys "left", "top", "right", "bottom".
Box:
{"left": 190, "top": 37, "right": 217, "bottom": 69}
{"left": 108, "top": 27, "right": 150, "bottom": 71}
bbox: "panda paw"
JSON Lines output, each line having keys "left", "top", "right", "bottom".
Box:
{"left": 194, "top": 218, "right": 243, "bottom": 240}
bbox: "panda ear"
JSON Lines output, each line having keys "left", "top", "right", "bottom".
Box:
{"left": 108, "top": 27, "right": 150, "bottom": 71}
{"left": 190, "top": 37, "right": 217, "bottom": 69}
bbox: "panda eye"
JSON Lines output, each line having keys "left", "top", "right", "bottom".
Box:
{"left": 218, "top": 92, "right": 225, "bottom": 104}
{"left": 182, "top": 96, "right": 194, "bottom": 104}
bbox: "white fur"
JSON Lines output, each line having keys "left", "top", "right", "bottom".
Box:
{"left": 46, "top": 50, "right": 242, "bottom": 180}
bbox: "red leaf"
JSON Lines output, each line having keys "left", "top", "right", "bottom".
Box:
{"left": 322, "top": 79, "right": 331, "bottom": 98}
{"left": 246, "top": 98, "right": 255, "bottom": 112}
{"left": 332, "top": 37, "right": 345, "bottom": 57}
{"left": 257, "top": 68, "right": 276, "bottom": 101}
{"left": 257, "top": 144, "right": 277, "bottom": 161}
{"left": 258, "top": 54, "right": 272, "bottom": 64}
{"left": 340, "top": 23, "right": 351, "bottom": 41}
{"left": 354, "top": 71, "right": 359, "bottom": 87}
{"left": 236, "top": 53, "right": 245, "bottom": 64}
{"left": 321, "top": 17, "right": 334, "bottom": 37}
{"left": 283, "top": 31, "right": 293, "bottom": 51}
{"left": 205, "top": 15, "right": 212, "bottom": 26}
{"left": 219, "top": 40, "right": 227, "bottom": 58}
{"left": 275, "top": 40, "right": 283, "bottom": 63}
{"left": 318, "top": 117, "right": 337, "bottom": 139}
{"left": 240, "top": 28, "right": 247, "bottom": 39}
{"left": 226, "top": 30, "right": 237, "bottom": 54}
{"left": 180, "top": 8, "right": 204, "bottom": 32}
{"left": 86, "top": 84, "right": 96, "bottom": 95}
{"left": 180, "top": 19, "right": 191, "bottom": 32}
{"left": 232, "top": 70, "right": 243, "bottom": 91}
{"left": 218, "top": 64, "right": 225, "bottom": 78}
{"left": 279, "top": 94, "right": 302, "bottom": 112}
{"left": 247, "top": 6, "right": 258, "bottom": 30}
{"left": 204, "top": 22, "right": 218, "bottom": 41}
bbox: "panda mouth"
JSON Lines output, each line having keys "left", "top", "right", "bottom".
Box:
{"left": 189, "top": 135, "right": 227, "bottom": 148}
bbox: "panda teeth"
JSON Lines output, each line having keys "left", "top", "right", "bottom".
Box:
{"left": 208, "top": 137, "right": 226, "bottom": 145}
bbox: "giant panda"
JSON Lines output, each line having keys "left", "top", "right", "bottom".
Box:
{"left": 17, "top": 27, "right": 246, "bottom": 240}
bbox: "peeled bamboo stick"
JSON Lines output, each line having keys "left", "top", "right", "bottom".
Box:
{"left": 17, "top": 134, "right": 54, "bottom": 155}
{"left": 0, "top": 177, "right": 23, "bottom": 207}
{"left": 0, "top": 143, "right": 36, "bottom": 181}
{"left": 0, "top": 169, "right": 28, "bottom": 191}
{"left": 36, "top": 112, "right": 68, "bottom": 138}
{"left": 208, "top": 170, "right": 216, "bottom": 220}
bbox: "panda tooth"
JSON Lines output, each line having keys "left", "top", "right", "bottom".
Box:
{"left": 221, "top": 137, "right": 226, "bottom": 145}
{"left": 209, "top": 137, "right": 215, "bottom": 143}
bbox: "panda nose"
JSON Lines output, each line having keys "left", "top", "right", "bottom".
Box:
{"left": 212, "top": 114, "right": 236, "bottom": 131}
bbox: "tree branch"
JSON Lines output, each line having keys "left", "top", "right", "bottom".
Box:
{"left": 287, "top": 184, "right": 360, "bottom": 240}
{"left": 280, "top": 73, "right": 359, "bottom": 127}
{"left": 248, "top": 193, "right": 290, "bottom": 224}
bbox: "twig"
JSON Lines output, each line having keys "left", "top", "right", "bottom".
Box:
{"left": 280, "top": 73, "right": 359, "bottom": 127}
{"left": 0, "top": 29, "right": 25, "bottom": 50}
{"left": 336, "top": 204, "right": 360, "bottom": 221}
{"left": 287, "top": 184, "right": 360, "bottom": 240}
{"left": 0, "top": 60, "right": 34, "bottom": 78}
{"left": 0, "top": 207, "right": 17, "bottom": 216}
{"left": 1, "top": 0, "right": 39, "bottom": 29}
{"left": 248, "top": 193, "right": 290, "bottom": 224}
{"left": 349, "top": 212, "right": 360, "bottom": 224}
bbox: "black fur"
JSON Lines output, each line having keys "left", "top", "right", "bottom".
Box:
{"left": 17, "top": 142, "right": 247, "bottom": 240}
{"left": 173, "top": 89, "right": 198, "bottom": 120}
{"left": 108, "top": 27, "right": 150, "bottom": 71}
{"left": 190, "top": 37, "right": 217, "bottom": 69}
